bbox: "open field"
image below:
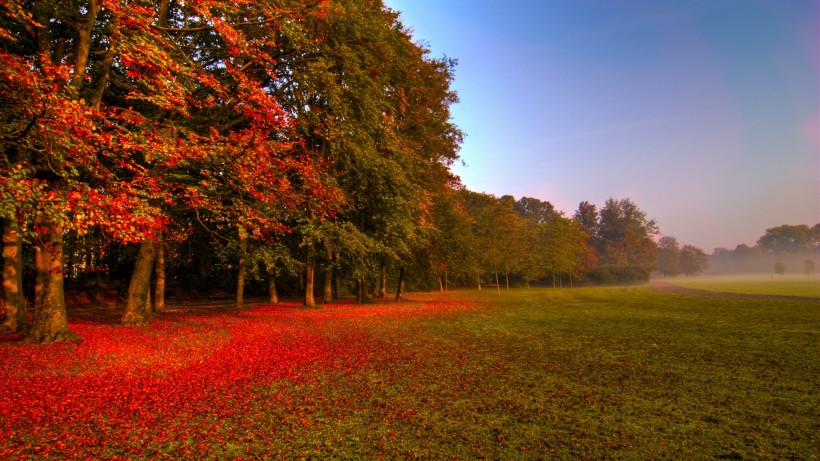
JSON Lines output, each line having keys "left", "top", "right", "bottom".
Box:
{"left": 1, "top": 287, "right": 818, "bottom": 460}
{"left": 664, "top": 274, "right": 820, "bottom": 298}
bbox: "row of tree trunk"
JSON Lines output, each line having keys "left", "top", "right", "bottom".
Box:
{"left": 1, "top": 221, "right": 410, "bottom": 344}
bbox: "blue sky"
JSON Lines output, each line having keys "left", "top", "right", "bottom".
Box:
{"left": 384, "top": 0, "right": 819, "bottom": 251}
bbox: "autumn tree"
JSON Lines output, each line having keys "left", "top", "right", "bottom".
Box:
{"left": 574, "top": 201, "right": 599, "bottom": 241}
{"left": 679, "top": 244, "right": 708, "bottom": 276}
{"left": 265, "top": 0, "right": 460, "bottom": 304}
{"left": 427, "top": 188, "right": 479, "bottom": 291}
{"left": 0, "top": 1, "right": 342, "bottom": 338}
{"left": 656, "top": 236, "right": 681, "bottom": 277}
{"left": 593, "top": 198, "right": 658, "bottom": 283}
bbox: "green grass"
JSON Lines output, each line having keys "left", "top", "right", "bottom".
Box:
{"left": 2, "top": 287, "right": 818, "bottom": 460}
{"left": 215, "top": 288, "right": 820, "bottom": 459}
{"left": 340, "top": 287, "right": 819, "bottom": 460}
{"left": 665, "top": 274, "right": 820, "bottom": 297}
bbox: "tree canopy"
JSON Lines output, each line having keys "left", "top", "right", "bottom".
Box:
{"left": 1, "top": 0, "right": 671, "bottom": 343}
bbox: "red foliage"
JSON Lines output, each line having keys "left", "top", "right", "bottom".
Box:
{"left": 0, "top": 1, "right": 342, "bottom": 243}
{"left": 0, "top": 296, "right": 475, "bottom": 459}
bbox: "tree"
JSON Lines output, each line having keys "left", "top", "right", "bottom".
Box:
{"left": 656, "top": 236, "right": 681, "bottom": 277}
{"left": 573, "top": 201, "right": 599, "bottom": 239}
{"left": 758, "top": 225, "right": 817, "bottom": 254}
{"left": 542, "top": 217, "right": 587, "bottom": 288}
{"left": 264, "top": 0, "right": 460, "bottom": 304}
{"left": 0, "top": 1, "right": 342, "bottom": 338}
{"left": 773, "top": 261, "right": 786, "bottom": 275}
{"left": 679, "top": 245, "right": 708, "bottom": 276}
{"left": 593, "top": 198, "right": 658, "bottom": 283}
{"left": 514, "top": 197, "right": 559, "bottom": 224}
{"left": 1, "top": 220, "right": 26, "bottom": 333}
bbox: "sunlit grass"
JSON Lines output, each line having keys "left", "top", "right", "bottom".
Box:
{"left": 1, "top": 288, "right": 818, "bottom": 459}
{"left": 665, "top": 274, "right": 820, "bottom": 297}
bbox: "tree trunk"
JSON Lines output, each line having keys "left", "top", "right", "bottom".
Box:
{"left": 235, "top": 235, "right": 246, "bottom": 309}
{"left": 323, "top": 246, "right": 333, "bottom": 303}
{"left": 495, "top": 271, "right": 501, "bottom": 295}
{"left": 378, "top": 262, "right": 387, "bottom": 299}
{"left": 438, "top": 275, "right": 444, "bottom": 292}
{"left": 505, "top": 269, "right": 510, "bottom": 293}
{"left": 153, "top": 238, "right": 165, "bottom": 312}
{"left": 304, "top": 244, "right": 315, "bottom": 306}
{"left": 1, "top": 222, "right": 26, "bottom": 333}
{"left": 395, "top": 267, "right": 405, "bottom": 301}
{"left": 332, "top": 251, "right": 340, "bottom": 299}
{"left": 25, "top": 220, "right": 77, "bottom": 344}
{"left": 122, "top": 240, "right": 156, "bottom": 326}
{"left": 356, "top": 280, "right": 364, "bottom": 304}
{"left": 444, "top": 270, "right": 449, "bottom": 295}
{"left": 267, "top": 272, "right": 278, "bottom": 305}
{"left": 93, "top": 236, "right": 102, "bottom": 302}
{"left": 477, "top": 275, "right": 482, "bottom": 290}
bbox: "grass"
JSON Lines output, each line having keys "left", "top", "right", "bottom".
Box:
{"left": 664, "top": 274, "right": 820, "bottom": 298}
{"left": 1, "top": 287, "right": 818, "bottom": 460}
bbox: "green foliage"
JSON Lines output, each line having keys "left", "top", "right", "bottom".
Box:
{"left": 591, "top": 198, "right": 658, "bottom": 283}
{"left": 680, "top": 244, "right": 709, "bottom": 276}
{"left": 758, "top": 224, "right": 818, "bottom": 254}
{"left": 656, "top": 236, "right": 681, "bottom": 277}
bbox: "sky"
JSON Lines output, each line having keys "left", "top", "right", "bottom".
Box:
{"left": 384, "top": 0, "right": 819, "bottom": 252}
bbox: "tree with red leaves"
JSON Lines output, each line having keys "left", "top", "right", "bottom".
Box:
{"left": 0, "top": 1, "right": 340, "bottom": 340}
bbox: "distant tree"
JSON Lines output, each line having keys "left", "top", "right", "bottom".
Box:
{"left": 773, "top": 261, "right": 786, "bottom": 275}
{"left": 656, "top": 236, "right": 681, "bottom": 277}
{"left": 593, "top": 198, "right": 658, "bottom": 283}
{"left": 758, "top": 225, "right": 817, "bottom": 253}
{"left": 573, "top": 201, "right": 599, "bottom": 239}
{"left": 514, "top": 197, "right": 559, "bottom": 224}
{"left": 680, "top": 245, "right": 709, "bottom": 276}
{"left": 803, "top": 259, "right": 816, "bottom": 275}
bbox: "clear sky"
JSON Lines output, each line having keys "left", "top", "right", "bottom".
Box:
{"left": 384, "top": 0, "right": 819, "bottom": 252}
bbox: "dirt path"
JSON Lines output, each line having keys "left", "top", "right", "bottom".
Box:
{"left": 649, "top": 280, "right": 820, "bottom": 302}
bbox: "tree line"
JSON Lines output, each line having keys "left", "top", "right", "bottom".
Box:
{"left": 708, "top": 224, "right": 820, "bottom": 275}
{"left": 1, "top": 1, "right": 667, "bottom": 344}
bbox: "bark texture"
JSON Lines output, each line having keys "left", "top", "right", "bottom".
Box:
{"left": 122, "top": 240, "right": 155, "bottom": 326}
{"left": 25, "top": 221, "right": 77, "bottom": 344}
{"left": 395, "top": 267, "right": 405, "bottom": 301}
{"left": 153, "top": 239, "right": 165, "bottom": 312}
{"left": 322, "top": 247, "right": 332, "bottom": 303}
{"left": 1, "top": 223, "right": 26, "bottom": 333}
{"left": 235, "top": 236, "right": 246, "bottom": 309}
{"left": 378, "top": 263, "right": 387, "bottom": 299}
{"left": 304, "top": 244, "right": 315, "bottom": 306}
{"left": 268, "top": 273, "right": 278, "bottom": 304}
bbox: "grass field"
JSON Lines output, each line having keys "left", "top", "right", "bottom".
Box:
{"left": 1, "top": 287, "right": 818, "bottom": 460}
{"left": 664, "top": 274, "right": 820, "bottom": 298}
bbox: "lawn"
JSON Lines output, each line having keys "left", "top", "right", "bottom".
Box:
{"left": 664, "top": 274, "right": 820, "bottom": 298}
{"left": 1, "top": 287, "right": 818, "bottom": 460}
